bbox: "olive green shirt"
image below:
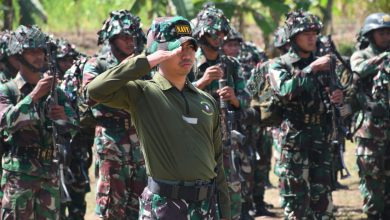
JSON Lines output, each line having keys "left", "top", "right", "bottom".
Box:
{"left": 87, "top": 53, "right": 231, "bottom": 219}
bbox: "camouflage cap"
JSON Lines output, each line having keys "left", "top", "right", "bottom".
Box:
{"left": 0, "top": 31, "right": 12, "bottom": 60}
{"left": 55, "top": 39, "right": 79, "bottom": 59}
{"left": 238, "top": 41, "right": 267, "bottom": 65}
{"left": 361, "top": 13, "right": 390, "bottom": 36}
{"left": 285, "top": 9, "right": 323, "bottom": 39}
{"left": 273, "top": 26, "right": 289, "bottom": 48}
{"left": 224, "top": 27, "right": 243, "bottom": 42}
{"left": 146, "top": 16, "right": 197, "bottom": 54}
{"left": 193, "top": 6, "right": 231, "bottom": 40}
{"left": 8, "top": 25, "right": 47, "bottom": 55}
{"left": 97, "top": 9, "right": 146, "bottom": 46}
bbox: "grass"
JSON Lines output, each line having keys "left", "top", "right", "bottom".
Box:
{"left": 84, "top": 141, "right": 366, "bottom": 220}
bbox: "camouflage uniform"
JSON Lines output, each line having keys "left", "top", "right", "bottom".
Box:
{"left": 0, "top": 25, "right": 78, "bottom": 220}
{"left": 82, "top": 10, "right": 147, "bottom": 220}
{"left": 60, "top": 50, "right": 92, "bottom": 220}
{"left": 192, "top": 6, "right": 251, "bottom": 219}
{"left": 350, "top": 13, "right": 390, "bottom": 219}
{"left": 269, "top": 11, "right": 335, "bottom": 219}
{"left": 0, "top": 31, "right": 17, "bottom": 83}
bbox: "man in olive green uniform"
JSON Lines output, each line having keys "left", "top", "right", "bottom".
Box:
{"left": 0, "top": 25, "right": 78, "bottom": 220}
{"left": 350, "top": 12, "right": 390, "bottom": 219}
{"left": 87, "top": 16, "right": 231, "bottom": 220}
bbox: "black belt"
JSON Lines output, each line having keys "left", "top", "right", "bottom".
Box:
{"left": 12, "top": 146, "right": 54, "bottom": 161}
{"left": 147, "top": 177, "right": 215, "bottom": 201}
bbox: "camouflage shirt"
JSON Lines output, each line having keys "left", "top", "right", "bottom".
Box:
{"left": 269, "top": 48, "right": 328, "bottom": 126}
{"left": 82, "top": 50, "right": 140, "bottom": 160}
{"left": 351, "top": 44, "right": 390, "bottom": 140}
{"left": 0, "top": 73, "right": 77, "bottom": 178}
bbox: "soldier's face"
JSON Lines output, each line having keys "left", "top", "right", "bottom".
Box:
{"left": 57, "top": 56, "right": 75, "bottom": 74}
{"left": 223, "top": 40, "right": 241, "bottom": 57}
{"left": 205, "top": 31, "right": 225, "bottom": 48}
{"left": 372, "top": 28, "right": 390, "bottom": 50}
{"left": 22, "top": 48, "right": 45, "bottom": 69}
{"left": 113, "top": 34, "right": 135, "bottom": 56}
{"left": 294, "top": 30, "right": 318, "bottom": 52}
{"left": 160, "top": 41, "right": 195, "bottom": 76}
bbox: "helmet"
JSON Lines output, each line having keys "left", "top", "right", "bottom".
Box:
{"left": 193, "top": 5, "right": 231, "bottom": 40}
{"left": 273, "top": 26, "right": 289, "bottom": 48}
{"left": 361, "top": 13, "right": 390, "bottom": 36}
{"left": 285, "top": 10, "right": 323, "bottom": 39}
{"left": 238, "top": 41, "right": 267, "bottom": 66}
{"left": 146, "top": 16, "right": 197, "bottom": 54}
{"left": 97, "top": 9, "right": 146, "bottom": 48}
{"left": 55, "top": 39, "right": 78, "bottom": 59}
{"left": 8, "top": 25, "right": 47, "bottom": 55}
{"left": 0, "top": 31, "right": 12, "bottom": 60}
{"left": 224, "top": 27, "right": 243, "bottom": 42}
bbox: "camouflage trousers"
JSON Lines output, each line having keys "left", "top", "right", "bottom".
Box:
{"left": 355, "top": 137, "right": 390, "bottom": 216}
{"left": 279, "top": 127, "right": 333, "bottom": 220}
{"left": 61, "top": 131, "right": 93, "bottom": 220}
{"left": 253, "top": 128, "right": 273, "bottom": 203}
{"left": 223, "top": 148, "right": 242, "bottom": 220}
{"left": 1, "top": 170, "right": 60, "bottom": 220}
{"left": 139, "top": 187, "right": 219, "bottom": 220}
{"left": 95, "top": 153, "right": 147, "bottom": 220}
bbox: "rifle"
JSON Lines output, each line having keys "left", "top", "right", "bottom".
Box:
{"left": 46, "top": 39, "right": 73, "bottom": 203}
{"left": 217, "top": 39, "right": 245, "bottom": 183}
{"left": 321, "top": 35, "right": 352, "bottom": 179}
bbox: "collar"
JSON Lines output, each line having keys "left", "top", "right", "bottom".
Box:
{"left": 152, "top": 72, "right": 199, "bottom": 93}
{"left": 13, "top": 73, "right": 30, "bottom": 91}
{"left": 285, "top": 47, "right": 315, "bottom": 64}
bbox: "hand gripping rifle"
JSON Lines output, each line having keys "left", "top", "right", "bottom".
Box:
{"left": 46, "top": 39, "right": 73, "bottom": 203}
{"left": 217, "top": 39, "right": 245, "bottom": 182}
{"left": 324, "top": 35, "right": 352, "bottom": 179}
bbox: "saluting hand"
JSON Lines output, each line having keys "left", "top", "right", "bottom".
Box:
{"left": 147, "top": 46, "right": 183, "bottom": 68}
{"left": 30, "top": 75, "right": 53, "bottom": 103}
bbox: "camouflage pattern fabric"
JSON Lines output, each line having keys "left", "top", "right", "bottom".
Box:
{"left": 268, "top": 48, "right": 334, "bottom": 219}
{"left": 351, "top": 41, "right": 390, "bottom": 217}
{"left": 238, "top": 41, "right": 268, "bottom": 80}
{"left": 1, "top": 170, "right": 60, "bottom": 220}
{"left": 192, "top": 53, "right": 250, "bottom": 219}
{"left": 139, "top": 187, "right": 219, "bottom": 220}
{"left": 0, "top": 31, "right": 17, "bottom": 82}
{"left": 0, "top": 72, "right": 77, "bottom": 219}
{"left": 60, "top": 56, "right": 92, "bottom": 220}
{"left": 82, "top": 50, "right": 147, "bottom": 219}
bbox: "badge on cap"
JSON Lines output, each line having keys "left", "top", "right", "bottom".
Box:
{"left": 175, "top": 25, "right": 192, "bottom": 35}
{"left": 382, "top": 14, "right": 390, "bottom": 23}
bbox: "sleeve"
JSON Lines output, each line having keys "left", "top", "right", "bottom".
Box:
{"left": 0, "top": 84, "right": 39, "bottom": 135}
{"left": 233, "top": 62, "right": 251, "bottom": 109}
{"left": 87, "top": 53, "right": 151, "bottom": 111}
{"left": 245, "top": 63, "right": 266, "bottom": 97}
{"left": 268, "top": 59, "right": 315, "bottom": 99}
{"left": 56, "top": 88, "right": 79, "bottom": 136}
{"left": 212, "top": 99, "right": 231, "bottom": 219}
{"left": 350, "top": 51, "right": 385, "bottom": 79}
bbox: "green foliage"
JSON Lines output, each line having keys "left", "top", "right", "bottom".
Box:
{"left": 337, "top": 41, "right": 356, "bottom": 57}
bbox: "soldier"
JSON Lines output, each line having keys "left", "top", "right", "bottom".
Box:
{"left": 58, "top": 41, "right": 91, "bottom": 220}
{"left": 0, "top": 31, "right": 19, "bottom": 82}
{"left": 0, "top": 25, "right": 77, "bottom": 219}
{"left": 268, "top": 10, "right": 344, "bottom": 219}
{"left": 350, "top": 12, "right": 390, "bottom": 220}
{"left": 55, "top": 39, "right": 79, "bottom": 80}
{"left": 192, "top": 5, "right": 251, "bottom": 219}
{"left": 87, "top": 15, "right": 231, "bottom": 220}
{"left": 223, "top": 27, "right": 243, "bottom": 58}
{"left": 82, "top": 10, "right": 147, "bottom": 219}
